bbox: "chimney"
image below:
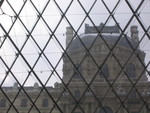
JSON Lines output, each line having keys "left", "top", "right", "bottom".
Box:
{"left": 66, "top": 27, "right": 73, "bottom": 48}
{"left": 130, "top": 26, "right": 139, "bottom": 44}
{"left": 33, "top": 82, "right": 39, "bottom": 91}
{"left": 13, "top": 82, "right": 18, "bottom": 91}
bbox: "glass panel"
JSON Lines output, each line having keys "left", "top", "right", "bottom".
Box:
{"left": 0, "top": 1, "right": 149, "bottom": 113}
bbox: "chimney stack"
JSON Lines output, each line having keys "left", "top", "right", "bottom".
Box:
{"left": 130, "top": 26, "right": 139, "bottom": 44}
{"left": 66, "top": 27, "right": 73, "bottom": 48}
{"left": 33, "top": 82, "right": 39, "bottom": 91}
{"left": 13, "top": 82, "right": 18, "bottom": 91}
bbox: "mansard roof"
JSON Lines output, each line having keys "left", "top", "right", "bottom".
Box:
{"left": 68, "top": 34, "right": 137, "bottom": 51}
{"left": 85, "top": 23, "right": 120, "bottom": 34}
{"left": 67, "top": 24, "right": 137, "bottom": 51}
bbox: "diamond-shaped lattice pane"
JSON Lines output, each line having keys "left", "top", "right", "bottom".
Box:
{"left": 0, "top": 0, "right": 150, "bottom": 113}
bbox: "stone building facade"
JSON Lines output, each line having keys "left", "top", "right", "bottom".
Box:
{"left": 0, "top": 24, "right": 150, "bottom": 113}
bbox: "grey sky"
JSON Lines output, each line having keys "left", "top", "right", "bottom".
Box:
{"left": 0, "top": 0, "right": 150, "bottom": 86}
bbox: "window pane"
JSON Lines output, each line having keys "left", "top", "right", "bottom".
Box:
{"left": 0, "top": 99, "right": 6, "bottom": 107}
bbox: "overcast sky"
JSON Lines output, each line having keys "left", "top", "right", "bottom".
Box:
{"left": 0, "top": 0, "right": 150, "bottom": 86}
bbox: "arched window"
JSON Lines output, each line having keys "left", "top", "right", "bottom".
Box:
{"left": 73, "top": 63, "right": 82, "bottom": 78}
{"left": 99, "top": 106, "right": 113, "bottom": 113}
{"left": 100, "top": 64, "right": 109, "bottom": 78}
{"left": 125, "top": 63, "right": 136, "bottom": 78}
{"left": 0, "top": 98, "right": 6, "bottom": 107}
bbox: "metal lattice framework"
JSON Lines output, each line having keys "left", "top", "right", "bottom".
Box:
{"left": 0, "top": 0, "right": 150, "bottom": 113}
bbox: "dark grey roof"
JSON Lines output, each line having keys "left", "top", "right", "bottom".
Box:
{"left": 68, "top": 34, "right": 137, "bottom": 51}
{"left": 85, "top": 23, "right": 120, "bottom": 34}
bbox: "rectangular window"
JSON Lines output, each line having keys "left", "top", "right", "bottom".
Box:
{"left": 21, "top": 99, "right": 27, "bottom": 107}
{"left": 42, "top": 98, "right": 48, "bottom": 107}
{"left": 0, "top": 99, "right": 6, "bottom": 107}
{"left": 74, "top": 90, "right": 80, "bottom": 100}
